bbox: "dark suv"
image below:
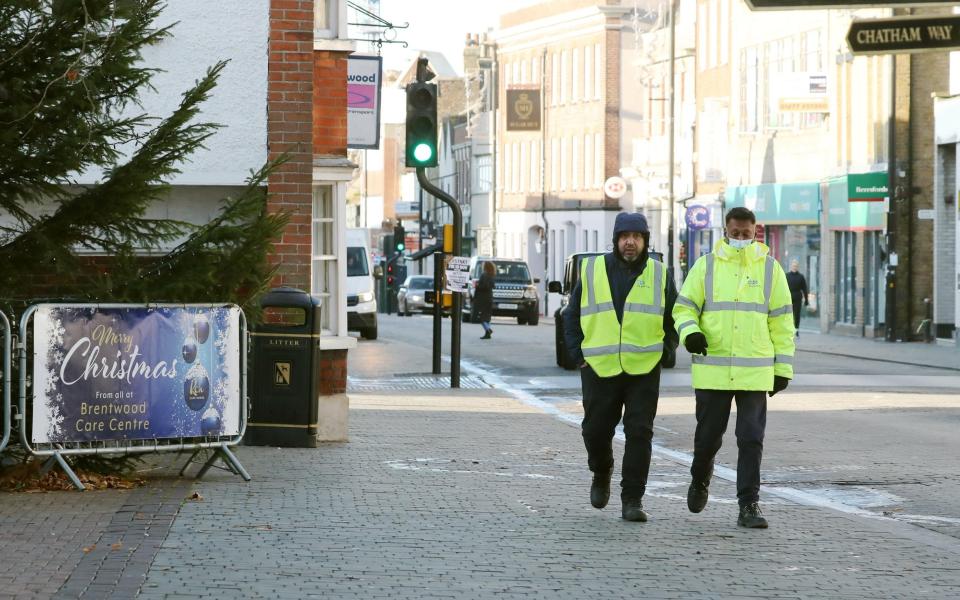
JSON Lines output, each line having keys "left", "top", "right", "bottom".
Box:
{"left": 463, "top": 257, "right": 540, "bottom": 325}
{"left": 549, "top": 250, "right": 664, "bottom": 370}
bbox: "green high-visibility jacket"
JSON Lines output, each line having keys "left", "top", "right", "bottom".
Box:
{"left": 673, "top": 240, "right": 795, "bottom": 391}
{"left": 580, "top": 255, "right": 666, "bottom": 377}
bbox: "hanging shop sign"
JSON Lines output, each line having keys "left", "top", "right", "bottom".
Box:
{"left": 347, "top": 55, "right": 383, "bottom": 149}
{"left": 32, "top": 305, "right": 242, "bottom": 444}
{"left": 848, "top": 15, "right": 960, "bottom": 55}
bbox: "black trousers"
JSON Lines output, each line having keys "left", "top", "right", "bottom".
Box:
{"left": 791, "top": 298, "right": 803, "bottom": 330}
{"left": 690, "top": 389, "right": 767, "bottom": 506}
{"left": 580, "top": 364, "right": 661, "bottom": 499}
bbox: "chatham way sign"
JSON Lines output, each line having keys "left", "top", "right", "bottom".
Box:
{"left": 848, "top": 15, "right": 960, "bottom": 55}
{"left": 748, "top": 1, "right": 958, "bottom": 9}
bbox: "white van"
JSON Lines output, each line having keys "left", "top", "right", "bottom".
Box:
{"left": 346, "top": 228, "right": 378, "bottom": 340}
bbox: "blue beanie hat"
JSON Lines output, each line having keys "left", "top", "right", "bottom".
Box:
{"left": 613, "top": 212, "right": 649, "bottom": 237}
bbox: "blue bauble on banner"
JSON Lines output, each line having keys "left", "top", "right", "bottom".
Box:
{"left": 193, "top": 314, "right": 211, "bottom": 344}
{"left": 183, "top": 364, "right": 210, "bottom": 411}
{"left": 200, "top": 407, "right": 222, "bottom": 435}
{"left": 182, "top": 337, "right": 198, "bottom": 363}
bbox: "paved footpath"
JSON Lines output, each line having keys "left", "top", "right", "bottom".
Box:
{"left": 5, "top": 384, "right": 960, "bottom": 599}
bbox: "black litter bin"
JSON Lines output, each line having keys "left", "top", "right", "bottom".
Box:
{"left": 246, "top": 288, "right": 322, "bottom": 447}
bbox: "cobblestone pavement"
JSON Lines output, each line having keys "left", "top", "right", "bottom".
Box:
{"left": 131, "top": 391, "right": 960, "bottom": 599}
{"left": 4, "top": 390, "right": 960, "bottom": 598}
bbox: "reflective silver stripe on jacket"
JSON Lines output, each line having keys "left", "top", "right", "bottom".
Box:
{"left": 677, "top": 320, "right": 698, "bottom": 334}
{"left": 581, "top": 301, "right": 615, "bottom": 316}
{"left": 691, "top": 355, "right": 775, "bottom": 367}
{"left": 676, "top": 295, "right": 701, "bottom": 313}
{"left": 583, "top": 343, "right": 663, "bottom": 357}
{"left": 624, "top": 302, "right": 663, "bottom": 315}
{"left": 774, "top": 354, "right": 793, "bottom": 365}
{"left": 768, "top": 304, "right": 791, "bottom": 318}
{"left": 584, "top": 256, "right": 597, "bottom": 308}
{"left": 703, "top": 253, "right": 778, "bottom": 315}
{"left": 620, "top": 342, "right": 664, "bottom": 353}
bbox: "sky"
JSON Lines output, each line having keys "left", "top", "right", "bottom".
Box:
{"left": 358, "top": 0, "right": 536, "bottom": 75}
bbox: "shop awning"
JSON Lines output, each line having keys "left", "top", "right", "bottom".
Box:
{"left": 725, "top": 182, "right": 820, "bottom": 225}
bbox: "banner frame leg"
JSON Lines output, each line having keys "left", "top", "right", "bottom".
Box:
{"left": 40, "top": 453, "right": 84, "bottom": 491}
{"left": 178, "top": 449, "right": 202, "bottom": 477}
{"left": 194, "top": 445, "right": 250, "bottom": 482}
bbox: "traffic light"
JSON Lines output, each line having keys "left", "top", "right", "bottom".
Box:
{"left": 405, "top": 82, "right": 438, "bottom": 168}
{"left": 393, "top": 224, "right": 406, "bottom": 253}
{"left": 386, "top": 263, "right": 395, "bottom": 287}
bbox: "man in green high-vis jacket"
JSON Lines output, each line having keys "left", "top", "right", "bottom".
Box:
{"left": 563, "top": 212, "right": 678, "bottom": 522}
{"left": 673, "top": 207, "right": 795, "bottom": 529}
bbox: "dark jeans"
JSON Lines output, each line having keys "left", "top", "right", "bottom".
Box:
{"left": 791, "top": 298, "right": 803, "bottom": 330}
{"left": 690, "top": 389, "right": 767, "bottom": 506}
{"left": 580, "top": 364, "right": 661, "bottom": 499}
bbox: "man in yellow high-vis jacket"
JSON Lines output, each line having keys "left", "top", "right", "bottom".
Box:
{"left": 673, "top": 207, "right": 795, "bottom": 528}
{"left": 563, "top": 212, "right": 678, "bottom": 522}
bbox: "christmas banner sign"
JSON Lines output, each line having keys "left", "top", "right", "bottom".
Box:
{"left": 32, "top": 305, "right": 242, "bottom": 444}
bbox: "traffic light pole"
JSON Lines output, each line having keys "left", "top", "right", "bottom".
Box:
{"left": 416, "top": 168, "right": 462, "bottom": 389}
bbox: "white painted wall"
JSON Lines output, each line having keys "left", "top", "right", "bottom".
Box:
{"left": 77, "top": 0, "right": 269, "bottom": 186}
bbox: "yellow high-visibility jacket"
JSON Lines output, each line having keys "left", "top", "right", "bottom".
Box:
{"left": 673, "top": 239, "right": 795, "bottom": 391}
{"left": 580, "top": 255, "right": 666, "bottom": 377}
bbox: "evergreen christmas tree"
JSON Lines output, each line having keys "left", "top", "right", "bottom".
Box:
{"left": 0, "top": 0, "right": 287, "bottom": 318}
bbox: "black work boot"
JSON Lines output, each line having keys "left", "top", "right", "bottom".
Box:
{"left": 687, "top": 481, "right": 709, "bottom": 513}
{"left": 590, "top": 468, "right": 613, "bottom": 509}
{"left": 621, "top": 497, "right": 648, "bottom": 522}
{"left": 687, "top": 465, "right": 712, "bottom": 513}
{"left": 737, "top": 502, "right": 769, "bottom": 529}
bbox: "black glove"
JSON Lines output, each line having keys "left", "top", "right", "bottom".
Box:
{"left": 769, "top": 375, "right": 789, "bottom": 397}
{"left": 661, "top": 345, "right": 676, "bottom": 369}
{"left": 683, "top": 332, "right": 708, "bottom": 356}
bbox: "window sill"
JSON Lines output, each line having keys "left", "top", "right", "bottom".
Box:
{"left": 314, "top": 38, "right": 355, "bottom": 52}
{"left": 318, "top": 335, "right": 358, "bottom": 351}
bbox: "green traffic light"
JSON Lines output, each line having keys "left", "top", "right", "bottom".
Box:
{"left": 413, "top": 142, "right": 434, "bottom": 163}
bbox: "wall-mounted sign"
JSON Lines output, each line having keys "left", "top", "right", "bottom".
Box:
{"left": 847, "top": 172, "right": 888, "bottom": 202}
{"left": 685, "top": 205, "right": 712, "bottom": 231}
{"left": 32, "top": 306, "right": 242, "bottom": 443}
{"left": 348, "top": 55, "right": 383, "bottom": 149}
{"left": 772, "top": 72, "right": 829, "bottom": 113}
{"left": 848, "top": 15, "right": 960, "bottom": 55}
{"left": 604, "top": 176, "right": 628, "bottom": 200}
{"left": 506, "top": 87, "right": 541, "bottom": 131}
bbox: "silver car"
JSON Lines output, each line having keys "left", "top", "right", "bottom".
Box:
{"left": 397, "top": 276, "right": 435, "bottom": 316}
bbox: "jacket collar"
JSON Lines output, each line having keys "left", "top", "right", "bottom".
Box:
{"left": 712, "top": 239, "right": 770, "bottom": 263}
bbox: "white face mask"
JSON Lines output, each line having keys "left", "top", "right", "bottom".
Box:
{"left": 726, "top": 238, "right": 753, "bottom": 250}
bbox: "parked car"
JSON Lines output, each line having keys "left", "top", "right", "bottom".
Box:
{"left": 549, "top": 250, "right": 664, "bottom": 370}
{"left": 345, "top": 228, "right": 378, "bottom": 340}
{"left": 462, "top": 257, "right": 540, "bottom": 325}
{"left": 397, "top": 275, "right": 435, "bottom": 316}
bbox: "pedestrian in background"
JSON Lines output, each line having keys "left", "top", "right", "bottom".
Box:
{"left": 673, "top": 207, "right": 795, "bottom": 529}
{"left": 563, "top": 212, "right": 678, "bottom": 522}
{"left": 476, "top": 261, "right": 496, "bottom": 339}
{"left": 785, "top": 259, "right": 808, "bottom": 337}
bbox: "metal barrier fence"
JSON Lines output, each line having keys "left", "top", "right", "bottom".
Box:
{"left": 18, "top": 303, "right": 250, "bottom": 490}
{"left": 0, "top": 312, "right": 11, "bottom": 455}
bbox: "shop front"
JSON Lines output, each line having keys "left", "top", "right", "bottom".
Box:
{"left": 822, "top": 173, "right": 888, "bottom": 337}
{"left": 726, "top": 182, "right": 821, "bottom": 329}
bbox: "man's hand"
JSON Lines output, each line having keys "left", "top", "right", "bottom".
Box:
{"left": 769, "top": 375, "right": 789, "bottom": 396}
{"left": 683, "top": 332, "right": 708, "bottom": 356}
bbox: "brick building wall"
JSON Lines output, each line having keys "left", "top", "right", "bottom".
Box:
{"left": 267, "top": 0, "right": 315, "bottom": 292}
{"left": 905, "top": 43, "right": 948, "bottom": 339}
